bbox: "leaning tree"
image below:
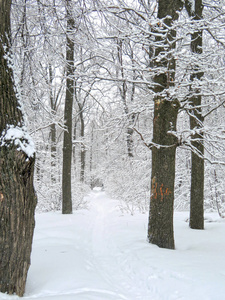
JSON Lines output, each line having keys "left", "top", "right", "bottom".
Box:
{"left": 0, "top": 0, "right": 37, "bottom": 296}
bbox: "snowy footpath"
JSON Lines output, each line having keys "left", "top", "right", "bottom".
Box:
{"left": 1, "top": 190, "right": 225, "bottom": 300}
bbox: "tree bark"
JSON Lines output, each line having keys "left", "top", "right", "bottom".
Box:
{"left": 0, "top": 0, "right": 37, "bottom": 296}
{"left": 80, "top": 110, "right": 85, "bottom": 183}
{"left": 62, "top": 0, "right": 74, "bottom": 214}
{"left": 185, "top": 0, "right": 204, "bottom": 229}
{"left": 49, "top": 65, "right": 57, "bottom": 185}
{"left": 147, "top": 0, "right": 183, "bottom": 249}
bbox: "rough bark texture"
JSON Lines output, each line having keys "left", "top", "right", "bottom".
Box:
{"left": 0, "top": 149, "right": 36, "bottom": 296}
{"left": 62, "top": 0, "right": 74, "bottom": 214}
{"left": 0, "top": 0, "right": 37, "bottom": 296}
{"left": 147, "top": 0, "right": 183, "bottom": 249}
{"left": 185, "top": 0, "right": 204, "bottom": 229}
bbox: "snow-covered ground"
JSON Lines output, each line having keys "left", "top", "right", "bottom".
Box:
{"left": 1, "top": 190, "right": 225, "bottom": 300}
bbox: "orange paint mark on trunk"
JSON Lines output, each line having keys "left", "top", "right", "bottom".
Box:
{"left": 160, "top": 184, "right": 164, "bottom": 201}
{"left": 0, "top": 192, "right": 4, "bottom": 202}
{"left": 151, "top": 178, "right": 172, "bottom": 202}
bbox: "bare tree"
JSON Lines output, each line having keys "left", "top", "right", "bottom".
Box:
{"left": 62, "top": 0, "right": 75, "bottom": 214}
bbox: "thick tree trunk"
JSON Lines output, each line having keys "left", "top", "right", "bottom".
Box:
{"left": 0, "top": 0, "right": 36, "bottom": 296}
{"left": 185, "top": 0, "right": 204, "bottom": 229}
{"left": 148, "top": 101, "right": 179, "bottom": 249}
{"left": 0, "top": 148, "right": 36, "bottom": 296}
{"left": 147, "top": 0, "right": 183, "bottom": 249}
{"left": 62, "top": 0, "right": 74, "bottom": 214}
{"left": 190, "top": 137, "right": 204, "bottom": 229}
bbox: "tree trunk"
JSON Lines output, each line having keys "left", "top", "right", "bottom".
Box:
{"left": 62, "top": 0, "right": 74, "bottom": 214}
{"left": 147, "top": 0, "right": 183, "bottom": 249}
{"left": 185, "top": 0, "right": 204, "bottom": 229}
{"left": 49, "top": 65, "right": 57, "bottom": 185}
{"left": 117, "top": 39, "right": 135, "bottom": 158}
{"left": 0, "top": 0, "right": 37, "bottom": 296}
{"left": 73, "top": 118, "right": 77, "bottom": 166}
{"left": 80, "top": 110, "right": 85, "bottom": 183}
{"left": 148, "top": 101, "right": 179, "bottom": 249}
{"left": 50, "top": 121, "right": 57, "bottom": 183}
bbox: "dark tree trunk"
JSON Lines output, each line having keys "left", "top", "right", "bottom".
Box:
{"left": 50, "top": 121, "right": 57, "bottom": 183}
{"left": 49, "top": 65, "right": 57, "bottom": 185}
{"left": 73, "top": 118, "right": 77, "bottom": 166}
{"left": 0, "top": 0, "right": 37, "bottom": 296}
{"left": 147, "top": 0, "right": 183, "bottom": 249}
{"left": 62, "top": 0, "right": 74, "bottom": 214}
{"left": 80, "top": 110, "right": 85, "bottom": 183}
{"left": 185, "top": 0, "right": 204, "bottom": 229}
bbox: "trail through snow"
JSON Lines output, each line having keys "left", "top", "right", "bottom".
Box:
{"left": 1, "top": 190, "right": 225, "bottom": 300}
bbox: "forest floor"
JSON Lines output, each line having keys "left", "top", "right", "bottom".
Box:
{"left": 1, "top": 190, "right": 225, "bottom": 300}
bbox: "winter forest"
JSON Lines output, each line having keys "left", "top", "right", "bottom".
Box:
{"left": 1, "top": 0, "right": 225, "bottom": 299}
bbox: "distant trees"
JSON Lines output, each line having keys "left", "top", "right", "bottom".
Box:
{"left": 92, "top": 0, "right": 224, "bottom": 248}
{"left": 6, "top": 0, "right": 225, "bottom": 250}
{"left": 0, "top": 0, "right": 36, "bottom": 296}
{"left": 12, "top": 0, "right": 66, "bottom": 211}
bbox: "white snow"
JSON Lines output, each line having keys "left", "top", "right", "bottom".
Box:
{"left": 1, "top": 125, "right": 35, "bottom": 157}
{"left": 1, "top": 190, "right": 225, "bottom": 300}
{"left": 189, "top": 0, "right": 195, "bottom": 13}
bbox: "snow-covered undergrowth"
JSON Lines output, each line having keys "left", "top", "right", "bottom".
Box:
{"left": 1, "top": 190, "right": 225, "bottom": 300}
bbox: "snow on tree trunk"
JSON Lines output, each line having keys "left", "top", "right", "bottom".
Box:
{"left": 186, "top": 0, "right": 205, "bottom": 230}
{"left": 0, "top": 0, "right": 37, "bottom": 296}
{"left": 147, "top": 0, "right": 183, "bottom": 249}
